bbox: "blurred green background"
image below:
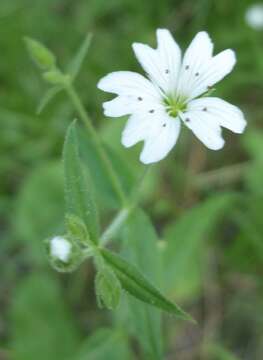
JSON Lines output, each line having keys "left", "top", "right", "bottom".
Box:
{"left": 1, "top": 0, "right": 263, "bottom": 359}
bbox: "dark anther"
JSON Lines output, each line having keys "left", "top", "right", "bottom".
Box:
{"left": 207, "top": 85, "right": 212, "bottom": 90}
{"left": 203, "top": 107, "right": 207, "bottom": 112}
{"left": 185, "top": 65, "right": 190, "bottom": 70}
{"left": 195, "top": 72, "right": 199, "bottom": 76}
{"left": 162, "top": 123, "right": 167, "bottom": 127}
{"left": 138, "top": 96, "right": 143, "bottom": 101}
{"left": 165, "top": 69, "right": 169, "bottom": 74}
{"left": 149, "top": 109, "right": 155, "bottom": 113}
{"left": 185, "top": 117, "right": 190, "bottom": 123}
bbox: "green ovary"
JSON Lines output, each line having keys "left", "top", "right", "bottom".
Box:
{"left": 164, "top": 96, "right": 187, "bottom": 118}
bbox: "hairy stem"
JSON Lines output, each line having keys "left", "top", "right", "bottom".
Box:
{"left": 100, "top": 166, "right": 151, "bottom": 246}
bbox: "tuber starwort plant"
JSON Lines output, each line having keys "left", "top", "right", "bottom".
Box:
{"left": 25, "top": 28, "right": 247, "bottom": 358}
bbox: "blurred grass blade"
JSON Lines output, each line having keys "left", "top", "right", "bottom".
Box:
{"left": 63, "top": 120, "right": 99, "bottom": 243}
{"left": 37, "top": 85, "right": 63, "bottom": 114}
{"left": 163, "top": 193, "right": 236, "bottom": 300}
{"left": 122, "top": 209, "right": 163, "bottom": 359}
{"left": 100, "top": 248, "right": 193, "bottom": 321}
{"left": 73, "top": 328, "right": 132, "bottom": 360}
{"left": 67, "top": 33, "right": 93, "bottom": 81}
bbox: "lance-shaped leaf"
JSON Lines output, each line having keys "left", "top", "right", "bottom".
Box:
{"left": 100, "top": 248, "right": 194, "bottom": 321}
{"left": 37, "top": 85, "right": 63, "bottom": 114}
{"left": 67, "top": 33, "right": 93, "bottom": 81}
{"left": 63, "top": 120, "right": 99, "bottom": 243}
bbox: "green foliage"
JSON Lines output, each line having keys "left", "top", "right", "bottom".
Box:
{"left": 162, "top": 193, "right": 236, "bottom": 300}
{"left": 73, "top": 328, "right": 132, "bottom": 360}
{"left": 24, "top": 37, "right": 56, "bottom": 71}
{"left": 95, "top": 267, "right": 122, "bottom": 310}
{"left": 2, "top": 0, "right": 263, "bottom": 358}
{"left": 121, "top": 209, "right": 164, "bottom": 359}
{"left": 63, "top": 120, "right": 99, "bottom": 243}
{"left": 9, "top": 273, "right": 80, "bottom": 360}
{"left": 101, "top": 248, "right": 193, "bottom": 321}
{"left": 13, "top": 161, "right": 64, "bottom": 265}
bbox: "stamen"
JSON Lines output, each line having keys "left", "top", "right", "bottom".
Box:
{"left": 138, "top": 96, "right": 143, "bottom": 101}
{"left": 162, "top": 123, "right": 167, "bottom": 127}
{"left": 195, "top": 72, "right": 199, "bottom": 76}
{"left": 203, "top": 107, "right": 207, "bottom": 111}
{"left": 185, "top": 65, "right": 190, "bottom": 70}
{"left": 185, "top": 118, "right": 190, "bottom": 123}
{"left": 149, "top": 109, "right": 155, "bottom": 113}
{"left": 165, "top": 69, "right": 169, "bottom": 74}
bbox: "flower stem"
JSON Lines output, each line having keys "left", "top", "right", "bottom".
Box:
{"left": 100, "top": 166, "right": 151, "bottom": 246}
{"left": 64, "top": 83, "right": 128, "bottom": 207}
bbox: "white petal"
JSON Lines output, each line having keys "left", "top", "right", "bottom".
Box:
{"left": 188, "top": 50, "right": 236, "bottom": 100}
{"left": 180, "top": 110, "right": 224, "bottom": 150}
{"left": 140, "top": 115, "right": 181, "bottom": 164}
{"left": 132, "top": 29, "right": 181, "bottom": 93}
{"left": 188, "top": 97, "right": 247, "bottom": 134}
{"left": 176, "top": 32, "right": 213, "bottom": 99}
{"left": 97, "top": 71, "right": 160, "bottom": 99}
{"left": 122, "top": 109, "right": 181, "bottom": 163}
{"left": 121, "top": 112, "right": 152, "bottom": 147}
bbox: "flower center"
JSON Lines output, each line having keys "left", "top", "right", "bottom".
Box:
{"left": 163, "top": 96, "right": 187, "bottom": 118}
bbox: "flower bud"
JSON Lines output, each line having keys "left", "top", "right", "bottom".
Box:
{"left": 42, "top": 70, "right": 71, "bottom": 86}
{"left": 45, "top": 235, "right": 84, "bottom": 272}
{"left": 24, "top": 37, "right": 56, "bottom": 71}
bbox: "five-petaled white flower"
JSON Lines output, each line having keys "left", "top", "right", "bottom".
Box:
{"left": 98, "top": 30, "right": 247, "bottom": 164}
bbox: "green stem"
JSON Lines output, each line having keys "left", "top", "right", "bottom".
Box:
{"left": 64, "top": 83, "right": 128, "bottom": 207}
{"left": 100, "top": 166, "right": 151, "bottom": 246}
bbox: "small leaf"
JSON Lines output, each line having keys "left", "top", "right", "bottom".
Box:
{"left": 67, "top": 33, "right": 93, "bottom": 80}
{"left": 65, "top": 213, "right": 90, "bottom": 245}
{"left": 100, "top": 248, "right": 193, "bottom": 321}
{"left": 24, "top": 37, "right": 56, "bottom": 71}
{"left": 95, "top": 267, "right": 121, "bottom": 310}
{"left": 42, "top": 70, "right": 70, "bottom": 86}
{"left": 63, "top": 120, "right": 99, "bottom": 243}
{"left": 37, "top": 86, "right": 63, "bottom": 114}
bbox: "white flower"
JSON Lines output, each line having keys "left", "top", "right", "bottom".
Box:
{"left": 50, "top": 236, "right": 72, "bottom": 262}
{"left": 98, "top": 30, "right": 247, "bottom": 164}
{"left": 245, "top": 4, "right": 263, "bottom": 30}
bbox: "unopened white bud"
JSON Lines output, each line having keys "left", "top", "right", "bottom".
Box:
{"left": 245, "top": 4, "right": 263, "bottom": 30}
{"left": 50, "top": 236, "right": 72, "bottom": 262}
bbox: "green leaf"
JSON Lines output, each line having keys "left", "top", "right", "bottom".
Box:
{"left": 162, "top": 193, "right": 236, "bottom": 300}
{"left": 9, "top": 273, "right": 80, "bottom": 360}
{"left": 100, "top": 248, "right": 193, "bottom": 321}
{"left": 63, "top": 120, "right": 99, "bottom": 243}
{"left": 24, "top": 37, "right": 56, "bottom": 70}
{"left": 121, "top": 209, "right": 163, "bottom": 359}
{"left": 95, "top": 267, "right": 122, "bottom": 310}
{"left": 37, "top": 85, "right": 63, "bottom": 114}
{"left": 73, "top": 328, "right": 132, "bottom": 360}
{"left": 77, "top": 126, "right": 136, "bottom": 211}
{"left": 67, "top": 33, "right": 93, "bottom": 80}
